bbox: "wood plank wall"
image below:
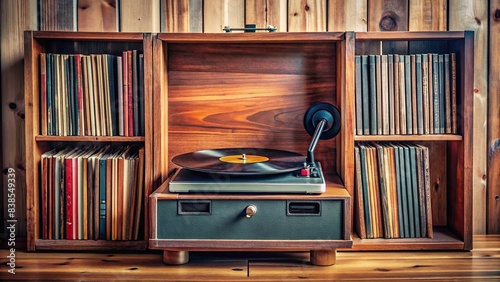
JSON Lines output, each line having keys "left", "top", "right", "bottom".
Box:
{"left": 1, "top": 0, "right": 498, "bottom": 237}
{"left": 488, "top": 0, "right": 500, "bottom": 234}
{"left": 1, "top": 0, "right": 37, "bottom": 238}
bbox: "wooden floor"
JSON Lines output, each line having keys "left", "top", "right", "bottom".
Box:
{"left": 2, "top": 235, "right": 499, "bottom": 281}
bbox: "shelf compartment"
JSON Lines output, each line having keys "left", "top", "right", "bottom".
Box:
{"left": 350, "top": 31, "right": 474, "bottom": 251}
{"left": 153, "top": 32, "right": 352, "bottom": 188}
{"left": 348, "top": 227, "right": 464, "bottom": 251}
{"left": 25, "top": 31, "right": 154, "bottom": 251}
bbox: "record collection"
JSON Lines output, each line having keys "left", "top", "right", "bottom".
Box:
{"left": 354, "top": 142, "right": 433, "bottom": 239}
{"left": 40, "top": 145, "right": 145, "bottom": 240}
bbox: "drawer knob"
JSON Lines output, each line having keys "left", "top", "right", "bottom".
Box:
{"left": 245, "top": 205, "right": 257, "bottom": 218}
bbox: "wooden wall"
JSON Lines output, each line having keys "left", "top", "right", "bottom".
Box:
{"left": 1, "top": 0, "right": 498, "bottom": 238}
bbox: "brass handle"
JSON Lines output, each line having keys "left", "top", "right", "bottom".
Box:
{"left": 245, "top": 205, "right": 257, "bottom": 218}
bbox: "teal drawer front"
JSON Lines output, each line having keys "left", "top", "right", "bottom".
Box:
{"left": 156, "top": 200, "right": 344, "bottom": 240}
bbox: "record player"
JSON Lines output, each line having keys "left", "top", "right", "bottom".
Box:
{"left": 148, "top": 31, "right": 354, "bottom": 266}
{"left": 150, "top": 103, "right": 352, "bottom": 266}
{"left": 167, "top": 102, "right": 340, "bottom": 194}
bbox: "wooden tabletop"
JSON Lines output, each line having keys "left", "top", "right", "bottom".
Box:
{"left": 2, "top": 234, "right": 499, "bottom": 280}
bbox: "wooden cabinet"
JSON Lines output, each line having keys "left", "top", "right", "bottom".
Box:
{"left": 25, "top": 30, "right": 473, "bottom": 253}
{"left": 148, "top": 32, "right": 354, "bottom": 265}
{"left": 350, "top": 31, "right": 474, "bottom": 250}
{"left": 24, "top": 31, "right": 153, "bottom": 251}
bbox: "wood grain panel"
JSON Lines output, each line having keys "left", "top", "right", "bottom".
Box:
{"left": 409, "top": 0, "right": 447, "bottom": 31}
{"left": 153, "top": 38, "right": 169, "bottom": 187}
{"left": 24, "top": 31, "right": 44, "bottom": 250}
{"left": 1, "top": 0, "right": 37, "bottom": 238}
{"left": 5, "top": 251, "right": 248, "bottom": 280}
{"left": 189, "top": 0, "right": 203, "bottom": 32}
{"left": 142, "top": 33, "right": 154, "bottom": 244}
{"left": 449, "top": 0, "right": 489, "bottom": 234}
{"left": 167, "top": 43, "right": 336, "bottom": 74}
{"left": 288, "top": 0, "right": 326, "bottom": 32}
{"left": 487, "top": 0, "right": 500, "bottom": 234}
{"left": 367, "top": 0, "right": 408, "bottom": 54}
{"left": 249, "top": 250, "right": 500, "bottom": 280}
{"left": 120, "top": 0, "right": 160, "bottom": 32}
{"left": 327, "top": 0, "right": 367, "bottom": 32}
{"left": 267, "top": 0, "right": 287, "bottom": 32}
{"left": 339, "top": 32, "right": 356, "bottom": 220}
{"left": 246, "top": 0, "right": 268, "bottom": 29}
{"left": 245, "top": 0, "right": 287, "bottom": 32}
{"left": 39, "top": 0, "right": 77, "bottom": 31}
{"left": 163, "top": 0, "right": 189, "bottom": 32}
{"left": 77, "top": 0, "right": 118, "bottom": 32}
{"left": 368, "top": 0, "right": 407, "bottom": 32}
{"left": 204, "top": 0, "right": 245, "bottom": 33}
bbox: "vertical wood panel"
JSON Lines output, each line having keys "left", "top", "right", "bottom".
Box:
{"left": 449, "top": 0, "right": 489, "bottom": 235}
{"left": 328, "top": 0, "right": 367, "bottom": 31}
{"left": 1, "top": 0, "right": 37, "bottom": 237}
{"left": 164, "top": 0, "right": 189, "bottom": 32}
{"left": 189, "top": 0, "right": 203, "bottom": 32}
{"left": 267, "top": 0, "right": 287, "bottom": 32}
{"left": 487, "top": 0, "right": 500, "bottom": 234}
{"left": 408, "top": 0, "right": 446, "bottom": 31}
{"left": 163, "top": 0, "right": 202, "bottom": 32}
{"left": 245, "top": 0, "right": 287, "bottom": 32}
{"left": 288, "top": 0, "right": 326, "bottom": 32}
{"left": 367, "top": 0, "right": 407, "bottom": 32}
{"left": 366, "top": 0, "right": 408, "bottom": 54}
{"left": 340, "top": 32, "right": 356, "bottom": 220}
{"left": 246, "top": 0, "right": 268, "bottom": 28}
{"left": 120, "top": 0, "right": 160, "bottom": 32}
{"left": 39, "top": 0, "right": 77, "bottom": 31}
{"left": 204, "top": 0, "right": 245, "bottom": 33}
{"left": 78, "top": 0, "right": 118, "bottom": 32}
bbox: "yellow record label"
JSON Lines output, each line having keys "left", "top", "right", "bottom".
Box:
{"left": 219, "top": 154, "right": 269, "bottom": 164}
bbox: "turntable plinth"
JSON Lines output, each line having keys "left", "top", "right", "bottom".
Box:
{"left": 149, "top": 176, "right": 352, "bottom": 266}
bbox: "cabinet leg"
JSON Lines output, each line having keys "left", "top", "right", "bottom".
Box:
{"left": 163, "top": 250, "right": 189, "bottom": 265}
{"left": 310, "top": 249, "right": 336, "bottom": 266}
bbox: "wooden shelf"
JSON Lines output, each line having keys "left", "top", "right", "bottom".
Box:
{"left": 355, "top": 31, "right": 467, "bottom": 41}
{"left": 35, "top": 239, "right": 147, "bottom": 251}
{"left": 354, "top": 134, "right": 463, "bottom": 141}
{"left": 157, "top": 32, "right": 345, "bottom": 43}
{"left": 350, "top": 31, "right": 474, "bottom": 251}
{"left": 24, "top": 31, "right": 154, "bottom": 251}
{"left": 347, "top": 227, "right": 464, "bottom": 251}
{"left": 31, "top": 31, "right": 144, "bottom": 41}
{"left": 25, "top": 31, "right": 473, "bottom": 254}
{"left": 35, "top": 135, "right": 145, "bottom": 142}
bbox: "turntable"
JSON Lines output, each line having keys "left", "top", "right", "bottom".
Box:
{"left": 149, "top": 103, "right": 353, "bottom": 266}
{"left": 168, "top": 102, "right": 341, "bottom": 194}
{"left": 168, "top": 148, "right": 327, "bottom": 194}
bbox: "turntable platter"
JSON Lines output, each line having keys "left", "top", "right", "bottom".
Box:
{"left": 172, "top": 148, "right": 306, "bottom": 175}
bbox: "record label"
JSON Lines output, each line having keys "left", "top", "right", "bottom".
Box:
{"left": 219, "top": 154, "right": 269, "bottom": 164}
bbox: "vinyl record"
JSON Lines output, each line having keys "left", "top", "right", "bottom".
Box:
{"left": 172, "top": 148, "right": 306, "bottom": 175}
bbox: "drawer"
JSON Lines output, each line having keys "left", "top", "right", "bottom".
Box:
{"left": 155, "top": 199, "right": 344, "bottom": 240}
